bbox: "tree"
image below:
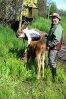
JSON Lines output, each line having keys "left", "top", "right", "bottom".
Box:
{"left": 38, "top": 0, "right": 47, "bottom": 17}
{"left": 0, "top": 0, "right": 6, "bottom": 19}
{"left": 50, "top": 2, "right": 58, "bottom": 15}
{"left": 46, "top": 0, "right": 52, "bottom": 19}
{"left": 58, "top": 9, "right": 66, "bottom": 17}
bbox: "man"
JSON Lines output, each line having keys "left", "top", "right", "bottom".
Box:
{"left": 47, "top": 13, "right": 63, "bottom": 81}
{"left": 17, "top": 24, "right": 41, "bottom": 46}
{"left": 22, "top": 26, "right": 41, "bottom": 46}
{"left": 16, "top": 24, "right": 41, "bottom": 53}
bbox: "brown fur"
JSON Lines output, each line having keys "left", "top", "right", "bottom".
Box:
{"left": 23, "top": 39, "right": 46, "bottom": 79}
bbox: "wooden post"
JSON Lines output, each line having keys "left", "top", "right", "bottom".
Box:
{"left": 18, "top": 0, "right": 24, "bottom": 31}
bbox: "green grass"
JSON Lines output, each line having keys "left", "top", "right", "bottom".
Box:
{"left": 0, "top": 22, "right": 66, "bottom": 99}
{"left": 61, "top": 16, "right": 66, "bottom": 35}
{"left": 31, "top": 17, "right": 51, "bottom": 33}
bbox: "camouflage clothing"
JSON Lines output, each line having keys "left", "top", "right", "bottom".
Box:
{"left": 47, "top": 23, "right": 63, "bottom": 50}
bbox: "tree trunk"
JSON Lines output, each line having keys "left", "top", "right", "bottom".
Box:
{"left": 18, "top": 0, "right": 24, "bottom": 31}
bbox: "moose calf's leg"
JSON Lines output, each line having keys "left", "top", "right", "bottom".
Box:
{"left": 37, "top": 54, "right": 41, "bottom": 79}
{"left": 41, "top": 53, "right": 45, "bottom": 78}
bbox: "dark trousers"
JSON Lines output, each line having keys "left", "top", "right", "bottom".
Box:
{"left": 48, "top": 49, "right": 58, "bottom": 79}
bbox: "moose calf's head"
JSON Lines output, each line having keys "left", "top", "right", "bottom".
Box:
{"left": 16, "top": 24, "right": 26, "bottom": 39}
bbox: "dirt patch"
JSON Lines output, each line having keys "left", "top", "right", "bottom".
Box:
{"left": 58, "top": 37, "right": 66, "bottom": 64}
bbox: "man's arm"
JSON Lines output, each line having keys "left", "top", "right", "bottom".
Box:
{"left": 25, "top": 32, "right": 32, "bottom": 45}
{"left": 48, "top": 25, "right": 63, "bottom": 48}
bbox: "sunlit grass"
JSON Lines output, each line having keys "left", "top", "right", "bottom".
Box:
{"left": 61, "top": 16, "right": 66, "bottom": 35}
{"left": 31, "top": 17, "right": 51, "bottom": 33}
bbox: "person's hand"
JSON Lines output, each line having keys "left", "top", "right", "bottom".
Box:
{"left": 54, "top": 46, "right": 56, "bottom": 49}
{"left": 26, "top": 44, "right": 30, "bottom": 48}
{"left": 48, "top": 47, "right": 49, "bottom": 50}
{"left": 46, "top": 46, "right": 49, "bottom": 50}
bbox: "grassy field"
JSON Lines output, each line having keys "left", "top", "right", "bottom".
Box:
{"left": 0, "top": 17, "right": 66, "bottom": 99}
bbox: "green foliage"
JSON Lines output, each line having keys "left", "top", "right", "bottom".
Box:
{"left": 0, "top": 25, "right": 29, "bottom": 79}
{"left": 58, "top": 9, "right": 66, "bottom": 17}
{"left": 50, "top": 2, "right": 58, "bottom": 14}
{"left": 38, "top": 0, "right": 47, "bottom": 17}
{"left": 61, "top": 16, "right": 66, "bottom": 35}
{"left": 0, "top": 0, "right": 6, "bottom": 18}
{"left": 31, "top": 17, "right": 51, "bottom": 32}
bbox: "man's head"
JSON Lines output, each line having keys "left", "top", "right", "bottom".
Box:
{"left": 50, "top": 13, "right": 61, "bottom": 25}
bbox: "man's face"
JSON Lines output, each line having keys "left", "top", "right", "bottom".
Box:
{"left": 51, "top": 16, "right": 59, "bottom": 25}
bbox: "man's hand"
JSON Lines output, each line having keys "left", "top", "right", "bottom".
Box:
{"left": 46, "top": 46, "right": 50, "bottom": 50}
